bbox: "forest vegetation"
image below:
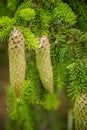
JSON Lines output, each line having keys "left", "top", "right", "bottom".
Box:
{"left": 0, "top": 0, "right": 87, "bottom": 130}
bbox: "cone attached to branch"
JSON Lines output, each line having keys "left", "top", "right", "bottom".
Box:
{"left": 74, "top": 93, "right": 87, "bottom": 130}
{"left": 9, "top": 27, "right": 25, "bottom": 98}
{"left": 36, "top": 35, "right": 53, "bottom": 93}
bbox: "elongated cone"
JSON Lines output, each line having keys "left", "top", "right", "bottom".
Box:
{"left": 74, "top": 93, "right": 87, "bottom": 130}
{"left": 36, "top": 35, "right": 53, "bottom": 93}
{"left": 9, "top": 27, "right": 25, "bottom": 98}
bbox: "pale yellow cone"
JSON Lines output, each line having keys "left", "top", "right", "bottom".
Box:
{"left": 9, "top": 27, "right": 25, "bottom": 98}
{"left": 36, "top": 35, "right": 53, "bottom": 93}
{"left": 74, "top": 93, "right": 87, "bottom": 130}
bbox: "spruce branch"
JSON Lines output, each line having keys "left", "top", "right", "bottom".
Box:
{"left": 54, "top": 1, "right": 76, "bottom": 26}
{"left": 19, "top": 8, "right": 35, "bottom": 21}
{"left": 0, "top": 17, "right": 14, "bottom": 42}
{"left": 21, "top": 27, "right": 39, "bottom": 50}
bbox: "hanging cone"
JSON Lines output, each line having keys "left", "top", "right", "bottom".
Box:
{"left": 36, "top": 35, "right": 53, "bottom": 93}
{"left": 9, "top": 27, "right": 25, "bottom": 98}
{"left": 74, "top": 93, "right": 87, "bottom": 130}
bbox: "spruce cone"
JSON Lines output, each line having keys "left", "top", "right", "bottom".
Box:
{"left": 74, "top": 93, "right": 87, "bottom": 130}
{"left": 36, "top": 35, "right": 53, "bottom": 93}
{"left": 9, "top": 27, "right": 25, "bottom": 98}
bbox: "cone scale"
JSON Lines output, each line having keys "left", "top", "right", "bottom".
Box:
{"left": 9, "top": 27, "right": 25, "bottom": 98}
{"left": 74, "top": 93, "right": 87, "bottom": 130}
{"left": 36, "top": 35, "right": 53, "bottom": 93}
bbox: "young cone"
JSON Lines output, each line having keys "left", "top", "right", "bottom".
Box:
{"left": 9, "top": 27, "right": 25, "bottom": 98}
{"left": 36, "top": 35, "right": 53, "bottom": 93}
{"left": 74, "top": 93, "right": 87, "bottom": 130}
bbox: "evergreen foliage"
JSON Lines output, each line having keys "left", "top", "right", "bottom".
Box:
{"left": 0, "top": 0, "right": 87, "bottom": 129}
{"left": 54, "top": 1, "right": 76, "bottom": 26}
